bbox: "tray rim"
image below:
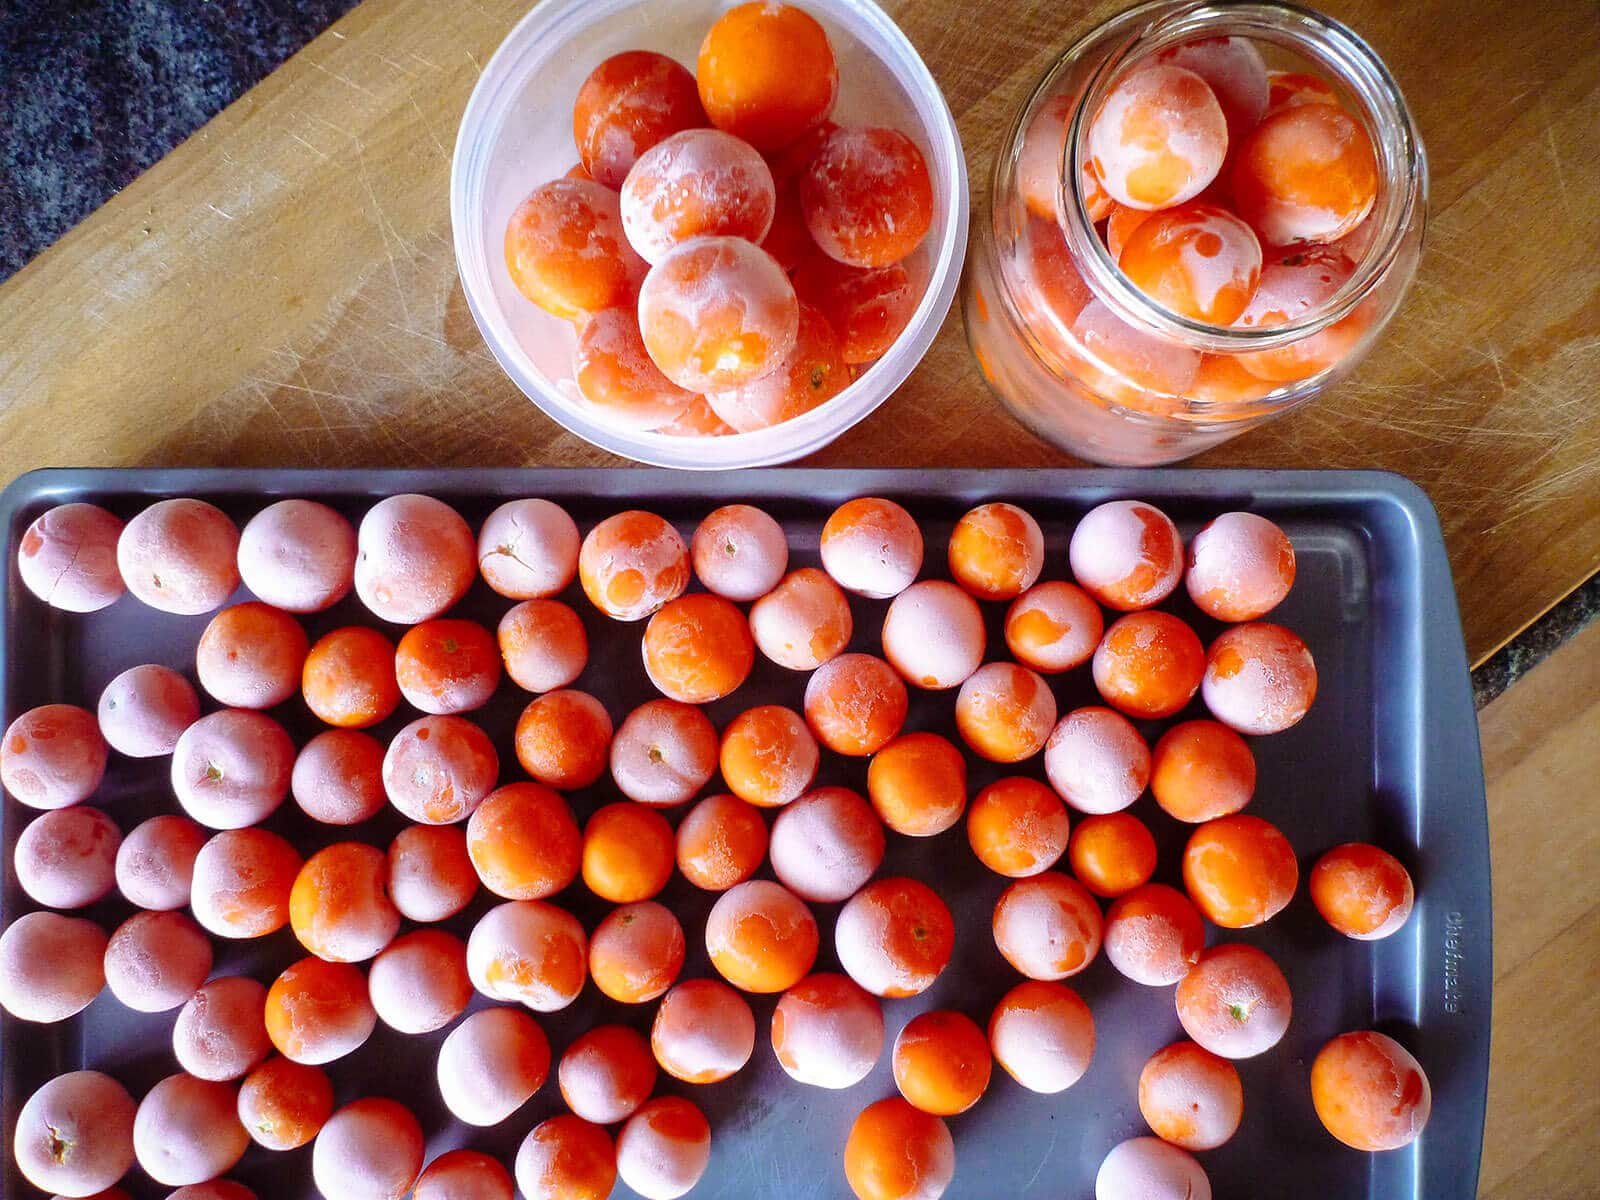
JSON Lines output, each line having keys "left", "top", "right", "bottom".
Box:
{"left": 0, "top": 466, "right": 1492, "bottom": 1199}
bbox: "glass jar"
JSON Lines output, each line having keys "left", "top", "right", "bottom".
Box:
{"left": 964, "top": 1, "right": 1427, "bottom": 465}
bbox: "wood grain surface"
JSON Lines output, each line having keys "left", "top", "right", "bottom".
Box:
{"left": 1475, "top": 617, "right": 1600, "bottom": 1200}
{"left": 0, "top": 0, "right": 1595, "bottom": 665}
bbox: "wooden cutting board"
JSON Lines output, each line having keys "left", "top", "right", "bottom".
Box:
{"left": 0, "top": 0, "right": 1595, "bottom": 665}
{"left": 1475, "top": 615, "right": 1600, "bottom": 1199}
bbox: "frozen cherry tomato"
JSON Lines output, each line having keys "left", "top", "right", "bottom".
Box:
{"left": 791, "top": 253, "right": 917, "bottom": 365}
{"left": 1088, "top": 64, "right": 1227, "bottom": 210}
{"left": 1071, "top": 300, "right": 1201, "bottom": 403}
{"left": 1202, "top": 621, "right": 1317, "bottom": 735}
{"left": 578, "top": 510, "right": 689, "bottom": 623}
{"left": 801, "top": 126, "right": 934, "bottom": 268}
{"left": 1117, "top": 203, "right": 1263, "bottom": 325}
{"left": 1017, "top": 95, "right": 1114, "bottom": 224}
{"left": 696, "top": 2, "right": 838, "bottom": 151}
{"left": 1266, "top": 70, "right": 1341, "bottom": 116}
{"left": 1068, "top": 499, "right": 1183, "bottom": 611}
{"left": 573, "top": 307, "right": 695, "bottom": 432}
{"left": 573, "top": 50, "right": 706, "bottom": 189}
{"left": 658, "top": 395, "right": 738, "bottom": 438}
{"left": 1004, "top": 581, "right": 1103, "bottom": 674}
{"left": 1105, "top": 203, "right": 1156, "bottom": 262}
{"left": 1310, "top": 1031, "right": 1431, "bottom": 1151}
{"left": 620, "top": 128, "right": 776, "bottom": 264}
{"left": 1155, "top": 37, "right": 1269, "bottom": 143}
{"left": 1186, "top": 511, "right": 1295, "bottom": 621}
{"left": 1235, "top": 245, "right": 1370, "bottom": 383}
{"left": 1185, "top": 353, "right": 1276, "bottom": 404}
{"left": 1092, "top": 610, "right": 1205, "bottom": 720}
{"left": 16, "top": 503, "right": 125, "bottom": 613}
{"left": 947, "top": 502, "right": 1044, "bottom": 601}
{"left": 1014, "top": 217, "right": 1092, "bottom": 333}
{"left": 1231, "top": 102, "right": 1378, "bottom": 246}
{"left": 505, "top": 179, "right": 646, "bottom": 321}
{"left": 706, "top": 303, "right": 848, "bottom": 432}
{"left": 1310, "top": 842, "right": 1414, "bottom": 940}
{"left": 638, "top": 236, "right": 799, "bottom": 393}
{"left": 1096, "top": 1136, "right": 1211, "bottom": 1200}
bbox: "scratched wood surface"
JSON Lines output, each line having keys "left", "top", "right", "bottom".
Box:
{"left": 1474, "top": 616, "right": 1600, "bottom": 1200}
{"left": 0, "top": 0, "right": 1595, "bottom": 664}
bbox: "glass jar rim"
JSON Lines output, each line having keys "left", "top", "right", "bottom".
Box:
{"left": 1055, "top": 0, "right": 1426, "bottom": 352}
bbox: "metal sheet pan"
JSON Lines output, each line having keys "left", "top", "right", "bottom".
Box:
{"left": 0, "top": 468, "right": 1491, "bottom": 1199}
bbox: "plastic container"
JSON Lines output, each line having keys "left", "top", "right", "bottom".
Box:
{"left": 451, "top": 0, "right": 968, "bottom": 468}
{"left": 1, "top": 467, "right": 1489, "bottom": 1199}
{"left": 964, "top": 1, "right": 1427, "bottom": 465}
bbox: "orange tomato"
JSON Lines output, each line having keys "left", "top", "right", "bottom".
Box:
{"left": 1175, "top": 942, "right": 1292, "bottom": 1059}
{"left": 843, "top": 1097, "right": 954, "bottom": 1200}
{"left": 1004, "top": 581, "right": 1104, "bottom": 674}
{"left": 947, "top": 502, "right": 1045, "bottom": 601}
{"left": 993, "top": 872, "right": 1103, "bottom": 980}
{"left": 515, "top": 1115, "right": 616, "bottom": 1200}
{"left": 1310, "top": 1031, "right": 1431, "bottom": 1151}
{"left": 1091, "top": 610, "right": 1205, "bottom": 719}
{"left": 1103, "top": 883, "right": 1205, "bottom": 986}
{"left": 637, "top": 236, "right": 800, "bottom": 393}
{"left": 238, "top": 1056, "right": 334, "bottom": 1150}
{"left": 651, "top": 978, "right": 756, "bottom": 1084}
{"left": 581, "top": 803, "right": 675, "bottom": 904}
{"left": 1139, "top": 1041, "right": 1243, "bottom": 1151}
{"left": 578, "top": 511, "right": 689, "bottom": 622}
{"left": 573, "top": 50, "right": 706, "bottom": 189}
{"left": 804, "top": 653, "right": 908, "bottom": 756}
{"left": 288, "top": 843, "right": 399, "bottom": 963}
{"left": 642, "top": 593, "right": 755, "bottom": 704}
{"left": 558, "top": 1025, "right": 657, "bottom": 1126}
{"left": 988, "top": 979, "right": 1095, "bottom": 1094}
{"left": 866, "top": 732, "right": 968, "bottom": 837}
{"left": 1117, "top": 203, "right": 1263, "bottom": 325}
{"left": 513, "top": 690, "right": 613, "bottom": 791}
{"left": 748, "top": 567, "right": 854, "bottom": 671}
{"left": 1231, "top": 102, "right": 1377, "bottom": 246}
{"left": 504, "top": 180, "right": 645, "bottom": 321}
{"left": 954, "top": 662, "right": 1057, "bottom": 763}
{"left": 719, "top": 705, "right": 819, "bottom": 808}
{"left": 393, "top": 619, "right": 501, "bottom": 715}
{"left": 1068, "top": 812, "right": 1157, "bottom": 898}
{"left": 967, "top": 776, "right": 1071, "bottom": 879}
{"left": 1150, "top": 720, "right": 1256, "bottom": 823}
{"left": 835, "top": 877, "right": 954, "bottom": 998}
{"left": 1309, "top": 842, "right": 1414, "bottom": 940}
{"left": 696, "top": 3, "right": 838, "bottom": 151}
{"left": 465, "top": 783, "right": 582, "bottom": 902}
{"left": 1182, "top": 814, "right": 1298, "bottom": 928}
{"left": 801, "top": 126, "right": 933, "bottom": 268}
{"left": 892, "top": 1010, "right": 993, "bottom": 1116}
{"left": 302, "top": 627, "right": 400, "bottom": 729}
{"left": 588, "top": 901, "right": 686, "bottom": 1004}
{"left": 675, "top": 792, "right": 770, "bottom": 892}
{"left": 705, "top": 880, "right": 819, "bottom": 994}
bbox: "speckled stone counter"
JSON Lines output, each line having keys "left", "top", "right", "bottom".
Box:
{"left": 1472, "top": 572, "right": 1600, "bottom": 708}
{"left": 0, "top": 0, "right": 357, "bottom": 279}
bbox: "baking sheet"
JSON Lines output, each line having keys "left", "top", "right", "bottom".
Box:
{"left": 0, "top": 468, "right": 1492, "bottom": 1199}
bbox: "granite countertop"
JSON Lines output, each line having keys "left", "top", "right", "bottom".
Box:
{"left": 0, "top": 0, "right": 357, "bottom": 280}
{"left": 0, "top": 1, "right": 1592, "bottom": 704}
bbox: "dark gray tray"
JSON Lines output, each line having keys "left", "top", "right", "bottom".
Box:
{"left": 0, "top": 468, "right": 1490, "bottom": 1200}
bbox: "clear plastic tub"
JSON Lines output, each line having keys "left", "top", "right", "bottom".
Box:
{"left": 451, "top": 0, "right": 969, "bottom": 469}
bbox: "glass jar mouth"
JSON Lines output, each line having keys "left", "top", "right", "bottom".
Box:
{"left": 1057, "top": 0, "right": 1426, "bottom": 353}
